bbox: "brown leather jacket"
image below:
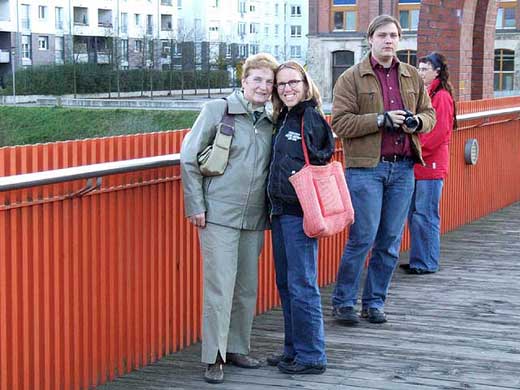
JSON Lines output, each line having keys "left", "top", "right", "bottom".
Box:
{"left": 332, "top": 54, "right": 436, "bottom": 168}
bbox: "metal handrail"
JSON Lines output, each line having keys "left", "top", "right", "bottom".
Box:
{"left": 0, "top": 154, "right": 180, "bottom": 192}
{"left": 0, "top": 106, "right": 519, "bottom": 193}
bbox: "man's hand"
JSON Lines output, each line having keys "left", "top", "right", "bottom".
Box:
{"left": 384, "top": 110, "right": 407, "bottom": 128}
{"left": 188, "top": 212, "right": 206, "bottom": 228}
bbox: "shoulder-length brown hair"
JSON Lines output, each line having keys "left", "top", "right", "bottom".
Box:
{"left": 272, "top": 61, "right": 324, "bottom": 123}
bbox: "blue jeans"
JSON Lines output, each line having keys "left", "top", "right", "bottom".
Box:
{"left": 271, "top": 215, "right": 327, "bottom": 366}
{"left": 332, "top": 160, "right": 415, "bottom": 310}
{"left": 408, "top": 179, "right": 444, "bottom": 272}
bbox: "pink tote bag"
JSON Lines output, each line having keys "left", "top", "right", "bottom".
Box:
{"left": 289, "top": 118, "right": 354, "bottom": 238}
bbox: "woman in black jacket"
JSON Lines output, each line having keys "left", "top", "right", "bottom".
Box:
{"left": 266, "top": 61, "right": 334, "bottom": 375}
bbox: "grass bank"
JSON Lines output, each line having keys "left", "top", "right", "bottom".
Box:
{"left": 0, "top": 106, "right": 199, "bottom": 146}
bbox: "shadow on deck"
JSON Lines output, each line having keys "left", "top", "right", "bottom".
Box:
{"left": 98, "top": 202, "right": 520, "bottom": 390}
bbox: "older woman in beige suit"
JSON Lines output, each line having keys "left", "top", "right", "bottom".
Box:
{"left": 180, "top": 53, "right": 279, "bottom": 384}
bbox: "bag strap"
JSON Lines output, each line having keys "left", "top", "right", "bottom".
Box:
{"left": 299, "top": 117, "right": 310, "bottom": 165}
{"left": 220, "top": 98, "right": 235, "bottom": 136}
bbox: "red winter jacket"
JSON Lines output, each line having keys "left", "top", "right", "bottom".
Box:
{"left": 414, "top": 78, "right": 454, "bottom": 180}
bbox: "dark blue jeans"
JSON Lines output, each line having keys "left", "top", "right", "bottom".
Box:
{"left": 271, "top": 214, "right": 327, "bottom": 366}
{"left": 332, "top": 160, "right": 415, "bottom": 310}
{"left": 408, "top": 179, "right": 444, "bottom": 272}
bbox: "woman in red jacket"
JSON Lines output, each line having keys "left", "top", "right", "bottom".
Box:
{"left": 402, "top": 52, "right": 456, "bottom": 274}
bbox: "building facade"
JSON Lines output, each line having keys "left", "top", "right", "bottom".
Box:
{"left": 308, "top": 0, "right": 520, "bottom": 102}
{"left": 0, "top": 0, "right": 308, "bottom": 84}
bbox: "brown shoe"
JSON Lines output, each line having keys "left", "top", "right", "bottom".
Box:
{"left": 226, "top": 353, "right": 261, "bottom": 368}
{"left": 204, "top": 361, "right": 224, "bottom": 384}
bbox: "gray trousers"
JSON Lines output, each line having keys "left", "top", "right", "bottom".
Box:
{"left": 198, "top": 222, "right": 264, "bottom": 364}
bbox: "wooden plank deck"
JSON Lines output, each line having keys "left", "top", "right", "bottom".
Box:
{"left": 97, "top": 202, "right": 520, "bottom": 390}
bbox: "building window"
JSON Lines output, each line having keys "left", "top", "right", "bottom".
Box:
{"left": 161, "top": 0, "right": 172, "bottom": 5}
{"left": 121, "top": 13, "right": 128, "bottom": 34}
{"left": 121, "top": 39, "right": 129, "bottom": 62}
{"left": 249, "top": 4, "right": 256, "bottom": 12}
{"left": 146, "top": 15, "right": 153, "bottom": 35}
{"left": 173, "top": 43, "right": 181, "bottom": 56}
{"left": 290, "top": 25, "right": 302, "bottom": 37}
{"left": 21, "top": 4, "right": 30, "bottom": 29}
{"left": 496, "top": 3, "right": 516, "bottom": 29}
{"left": 290, "top": 45, "right": 301, "bottom": 58}
{"left": 250, "top": 23, "right": 259, "bottom": 34}
{"left": 55, "top": 37, "right": 64, "bottom": 63}
{"left": 274, "top": 45, "right": 279, "bottom": 57}
{"left": 38, "top": 36, "right": 49, "bottom": 50}
{"left": 209, "top": 26, "right": 219, "bottom": 32}
{"left": 135, "top": 14, "right": 141, "bottom": 27}
{"left": 21, "top": 35, "right": 31, "bottom": 59}
{"left": 291, "top": 5, "right": 301, "bottom": 17}
{"left": 333, "top": 11, "right": 357, "bottom": 31}
{"left": 250, "top": 44, "right": 259, "bottom": 55}
{"left": 399, "top": 6, "right": 420, "bottom": 31}
{"left": 55, "top": 7, "right": 64, "bottom": 30}
{"left": 98, "top": 9, "right": 113, "bottom": 28}
{"left": 211, "top": 0, "right": 220, "bottom": 7}
{"left": 238, "top": 22, "right": 246, "bottom": 36}
{"left": 238, "top": 1, "right": 246, "bottom": 13}
{"left": 274, "top": 24, "right": 279, "bottom": 37}
{"left": 177, "top": 0, "right": 182, "bottom": 9}
{"left": 333, "top": 0, "right": 356, "bottom": 4}
{"left": 226, "top": 45, "right": 232, "bottom": 58}
{"left": 74, "top": 7, "right": 89, "bottom": 26}
{"left": 264, "top": 25, "right": 269, "bottom": 37}
{"left": 238, "top": 44, "right": 247, "bottom": 57}
{"left": 274, "top": 3, "right": 279, "bottom": 16}
{"left": 161, "top": 14, "right": 173, "bottom": 31}
{"left": 135, "top": 40, "right": 143, "bottom": 52}
{"left": 397, "top": 50, "right": 417, "bottom": 67}
{"left": 494, "top": 49, "right": 515, "bottom": 91}
{"left": 38, "top": 5, "right": 47, "bottom": 20}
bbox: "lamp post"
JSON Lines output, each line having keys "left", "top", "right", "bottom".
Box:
{"left": 11, "top": 46, "right": 16, "bottom": 104}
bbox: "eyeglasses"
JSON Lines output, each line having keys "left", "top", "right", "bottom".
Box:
{"left": 275, "top": 79, "right": 304, "bottom": 91}
{"left": 248, "top": 76, "right": 274, "bottom": 87}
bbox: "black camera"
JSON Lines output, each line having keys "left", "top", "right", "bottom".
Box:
{"left": 403, "top": 109, "right": 419, "bottom": 129}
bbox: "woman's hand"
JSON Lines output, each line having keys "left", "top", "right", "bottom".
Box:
{"left": 188, "top": 213, "right": 206, "bottom": 228}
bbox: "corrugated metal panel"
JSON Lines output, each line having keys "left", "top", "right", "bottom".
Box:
{"left": 1, "top": 98, "right": 520, "bottom": 390}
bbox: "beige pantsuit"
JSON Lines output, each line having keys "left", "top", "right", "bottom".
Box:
{"left": 198, "top": 222, "right": 264, "bottom": 364}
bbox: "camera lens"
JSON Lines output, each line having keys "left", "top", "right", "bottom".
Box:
{"left": 405, "top": 115, "right": 418, "bottom": 129}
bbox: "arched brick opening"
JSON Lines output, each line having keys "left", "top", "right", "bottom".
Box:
{"left": 417, "top": 0, "right": 497, "bottom": 101}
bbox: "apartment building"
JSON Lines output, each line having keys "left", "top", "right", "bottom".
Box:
{"left": 0, "top": 0, "right": 308, "bottom": 83}
{"left": 308, "top": 0, "right": 520, "bottom": 102}
{"left": 176, "top": 0, "right": 308, "bottom": 63}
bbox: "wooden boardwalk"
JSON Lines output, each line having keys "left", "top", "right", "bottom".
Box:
{"left": 98, "top": 202, "right": 520, "bottom": 390}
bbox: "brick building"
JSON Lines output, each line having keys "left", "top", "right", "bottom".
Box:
{"left": 308, "top": 0, "right": 520, "bottom": 102}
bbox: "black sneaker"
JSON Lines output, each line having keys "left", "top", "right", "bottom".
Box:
{"left": 266, "top": 353, "right": 294, "bottom": 367}
{"left": 332, "top": 306, "right": 359, "bottom": 325}
{"left": 277, "top": 360, "right": 326, "bottom": 375}
{"left": 361, "top": 307, "right": 387, "bottom": 324}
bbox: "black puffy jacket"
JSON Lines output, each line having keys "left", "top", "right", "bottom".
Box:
{"left": 267, "top": 99, "right": 335, "bottom": 216}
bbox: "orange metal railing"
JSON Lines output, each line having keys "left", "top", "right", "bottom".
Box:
{"left": 1, "top": 98, "right": 520, "bottom": 390}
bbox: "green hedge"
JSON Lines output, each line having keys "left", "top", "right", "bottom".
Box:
{"left": 1, "top": 64, "right": 231, "bottom": 95}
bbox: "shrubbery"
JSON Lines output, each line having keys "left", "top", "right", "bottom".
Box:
{"left": 1, "top": 64, "right": 231, "bottom": 95}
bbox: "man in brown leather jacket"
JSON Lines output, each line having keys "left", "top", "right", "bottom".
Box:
{"left": 331, "top": 15, "right": 436, "bottom": 325}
